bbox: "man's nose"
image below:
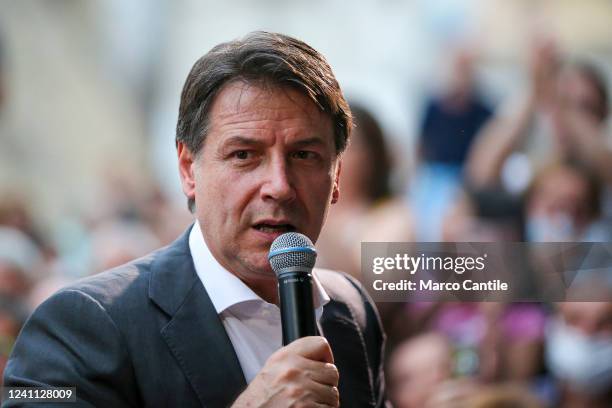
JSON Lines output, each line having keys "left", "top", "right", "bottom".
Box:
{"left": 260, "top": 158, "right": 296, "bottom": 202}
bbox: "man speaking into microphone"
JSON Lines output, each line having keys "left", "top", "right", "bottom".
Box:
{"left": 4, "top": 32, "right": 386, "bottom": 407}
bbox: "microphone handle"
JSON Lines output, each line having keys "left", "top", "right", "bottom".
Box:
{"left": 277, "top": 270, "right": 317, "bottom": 345}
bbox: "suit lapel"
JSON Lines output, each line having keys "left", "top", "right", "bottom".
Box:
{"left": 316, "top": 269, "right": 377, "bottom": 407}
{"left": 321, "top": 301, "right": 375, "bottom": 408}
{"left": 160, "top": 282, "right": 247, "bottom": 407}
{"left": 149, "top": 226, "right": 247, "bottom": 407}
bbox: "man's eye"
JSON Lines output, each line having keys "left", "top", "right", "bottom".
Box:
{"left": 292, "top": 151, "right": 317, "bottom": 160}
{"left": 232, "top": 150, "right": 252, "bottom": 160}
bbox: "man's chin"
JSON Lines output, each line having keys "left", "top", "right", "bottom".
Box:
{"left": 233, "top": 235, "right": 284, "bottom": 279}
{"left": 239, "top": 254, "right": 276, "bottom": 279}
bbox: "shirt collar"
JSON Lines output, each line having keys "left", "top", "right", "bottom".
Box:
{"left": 189, "top": 221, "right": 330, "bottom": 314}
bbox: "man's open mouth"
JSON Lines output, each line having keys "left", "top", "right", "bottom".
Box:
{"left": 253, "top": 223, "right": 296, "bottom": 233}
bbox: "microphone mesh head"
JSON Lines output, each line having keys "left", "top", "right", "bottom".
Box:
{"left": 268, "top": 232, "right": 317, "bottom": 274}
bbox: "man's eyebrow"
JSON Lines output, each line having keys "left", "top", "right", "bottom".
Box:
{"left": 290, "top": 136, "right": 328, "bottom": 148}
{"left": 221, "top": 136, "right": 330, "bottom": 149}
{"left": 221, "top": 136, "right": 265, "bottom": 148}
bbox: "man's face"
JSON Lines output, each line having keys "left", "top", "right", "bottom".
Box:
{"left": 179, "top": 81, "right": 340, "bottom": 285}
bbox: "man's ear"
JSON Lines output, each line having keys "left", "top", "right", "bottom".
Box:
{"left": 177, "top": 142, "right": 196, "bottom": 202}
{"left": 331, "top": 160, "right": 341, "bottom": 204}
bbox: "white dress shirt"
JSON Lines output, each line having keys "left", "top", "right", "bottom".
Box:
{"left": 189, "top": 221, "right": 330, "bottom": 383}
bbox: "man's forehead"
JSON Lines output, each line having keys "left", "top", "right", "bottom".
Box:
{"left": 210, "top": 80, "right": 328, "bottom": 124}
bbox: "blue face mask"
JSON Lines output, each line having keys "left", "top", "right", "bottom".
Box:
{"left": 545, "top": 318, "right": 612, "bottom": 396}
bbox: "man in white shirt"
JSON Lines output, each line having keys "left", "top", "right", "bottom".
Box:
{"left": 4, "top": 31, "right": 386, "bottom": 408}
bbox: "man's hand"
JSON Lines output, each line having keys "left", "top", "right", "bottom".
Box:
{"left": 231, "top": 336, "right": 340, "bottom": 408}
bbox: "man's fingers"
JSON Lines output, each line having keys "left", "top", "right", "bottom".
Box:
{"left": 255, "top": 337, "right": 339, "bottom": 407}
{"left": 284, "top": 336, "right": 334, "bottom": 364}
{"left": 308, "top": 381, "right": 339, "bottom": 407}
{"left": 301, "top": 360, "right": 339, "bottom": 386}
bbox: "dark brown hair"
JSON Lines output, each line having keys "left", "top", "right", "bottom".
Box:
{"left": 176, "top": 32, "right": 352, "bottom": 211}
{"left": 568, "top": 61, "right": 609, "bottom": 122}
{"left": 349, "top": 103, "right": 392, "bottom": 202}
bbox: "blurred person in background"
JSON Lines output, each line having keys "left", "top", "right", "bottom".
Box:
{"left": 462, "top": 384, "right": 544, "bottom": 408}
{"left": 411, "top": 46, "right": 493, "bottom": 241}
{"left": 476, "top": 303, "right": 547, "bottom": 386}
{"left": 0, "top": 194, "right": 51, "bottom": 257}
{"left": 442, "top": 187, "right": 524, "bottom": 242}
{"left": 387, "top": 330, "right": 544, "bottom": 408}
{"left": 25, "top": 218, "right": 162, "bottom": 310}
{"left": 0, "top": 295, "right": 28, "bottom": 387}
{"left": 525, "top": 159, "right": 611, "bottom": 242}
{"left": 384, "top": 184, "right": 526, "bottom": 352}
{"left": 89, "top": 220, "right": 160, "bottom": 273}
{"left": 317, "top": 103, "right": 414, "bottom": 280}
{"left": 383, "top": 181, "right": 544, "bottom": 386}
{"left": 404, "top": 179, "right": 548, "bottom": 397}
{"left": 431, "top": 302, "right": 546, "bottom": 385}
{"left": 545, "top": 287, "right": 612, "bottom": 407}
{"left": 386, "top": 301, "right": 548, "bottom": 398}
{"left": 418, "top": 48, "right": 493, "bottom": 173}
{"left": 138, "top": 186, "right": 194, "bottom": 245}
{"left": 91, "top": 171, "right": 191, "bottom": 245}
{"left": 384, "top": 301, "right": 550, "bottom": 408}
{"left": 423, "top": 383, "right": 543, "bottom": 408}
{"left": 387, "top": 332, "right": 455, "bottom": 408}
{"left": 0, "top": 226, "right": 45, "bottom": 299}
{"left": 467, "top": 38, "right": 612, "bottom": 202}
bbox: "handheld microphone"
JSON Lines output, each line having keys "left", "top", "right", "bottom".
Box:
{"left": 268, "top": 232, "right": 317, "bottom": 345}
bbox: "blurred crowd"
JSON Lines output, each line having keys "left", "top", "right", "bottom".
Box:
{"left": 319, "top": 40, "right": 612, "bottom": 408}
{"left": 1, "top": 18, "right": 612, "bottom": 408}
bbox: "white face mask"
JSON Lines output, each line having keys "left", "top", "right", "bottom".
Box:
{"left": 526, "top": 213, "right": 578, "bottom": 242}
{"left": 545, "top": 318, "right": 612, "bottom": 396}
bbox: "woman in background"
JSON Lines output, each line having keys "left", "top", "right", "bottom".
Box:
{"left": 316, "top": 103, "right": 415, "bottom": 280}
